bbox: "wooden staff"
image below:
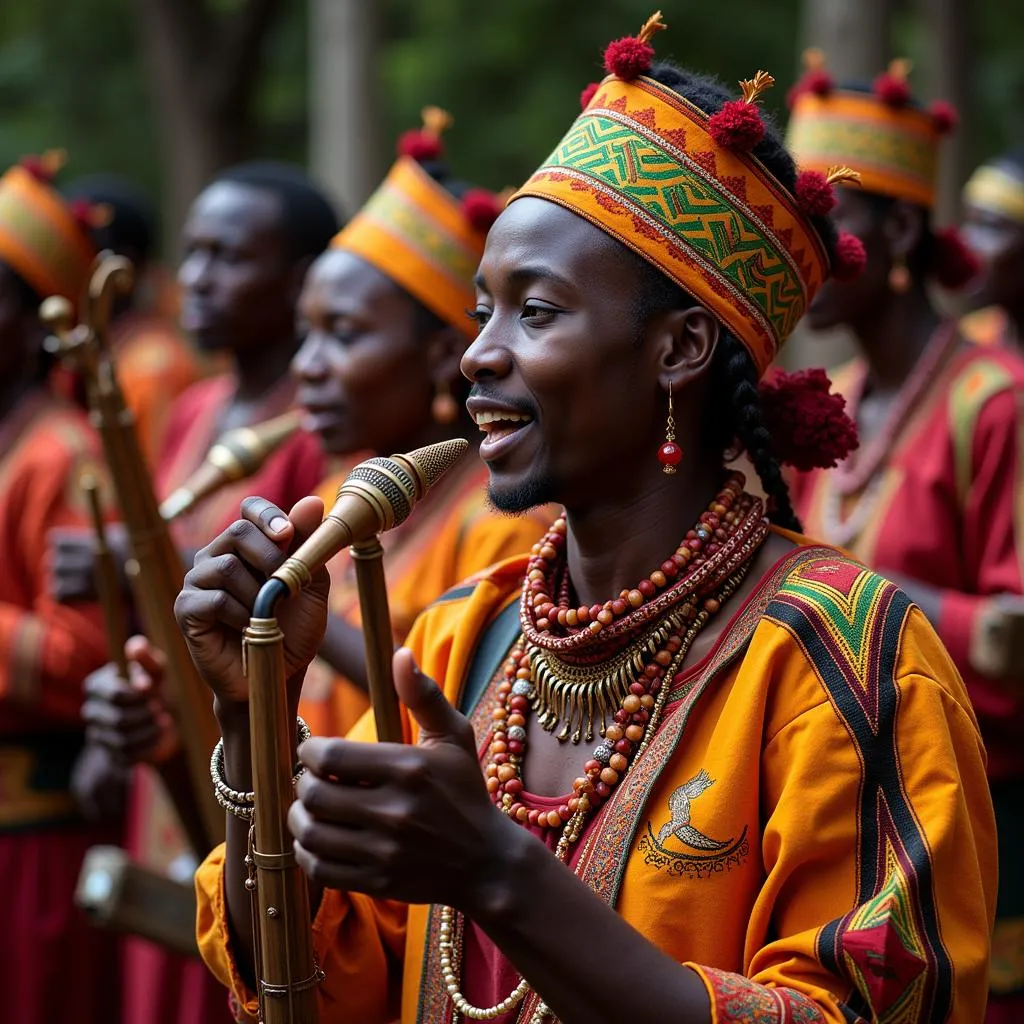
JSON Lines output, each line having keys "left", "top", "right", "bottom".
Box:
{"left": 244, "top": 439, "right": 467, "bottom": 1024}
{"left": 160, "top": 409, "right": 303, "bottom": 522}
{"left": 41, "top": 256, "right": 222, "bottom": 855}
{"left": 81, "top": 472, "right": 130, "bottom": 681}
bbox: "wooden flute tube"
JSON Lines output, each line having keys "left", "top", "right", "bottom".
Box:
{"left": 350, "top": 538, "right": 403, "bottom": 744}
{"left": 244, "top": 618, "right": 319, "bottom": 1024}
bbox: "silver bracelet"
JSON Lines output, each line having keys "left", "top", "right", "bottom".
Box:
{"left": 210, "top": 717, "right": 312, "bottom": 820}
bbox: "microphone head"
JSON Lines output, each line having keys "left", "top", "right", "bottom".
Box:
{"left": 336, "top": 438, "right": 469, "bottom": 532}
{"left": 400, "top": 438, "right": 470, "bottom": 493}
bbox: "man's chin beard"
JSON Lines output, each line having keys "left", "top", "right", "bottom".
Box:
{"left": 486, "top": 472, "right": 557, "bottom": 516}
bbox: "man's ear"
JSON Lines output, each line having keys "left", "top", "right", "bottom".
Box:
{"left": 644, "top": 304, "right": 720, "bottom": 393}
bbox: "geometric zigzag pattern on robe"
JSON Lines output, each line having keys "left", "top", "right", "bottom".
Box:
{"left": 764, "top": 558, "right": 954, "bottom": 1023}
{"left": 538, "top": 110, "right": 806, "bottom": 346}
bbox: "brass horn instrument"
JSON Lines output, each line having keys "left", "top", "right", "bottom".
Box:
{"left": 41, "top": 256, "right": 223, "bottom": 855}
{"left": 244, "top": 438, "right": 467, "bottom": 1024}
{"left": 160, "top": 409, "right": 304, "bottom": 522}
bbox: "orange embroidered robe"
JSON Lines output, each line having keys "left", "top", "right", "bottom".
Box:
{"left": 197, "top": 541, "right": 996, "bottom": 1023}
{"left": 792, "top": 341, "right": 1024, "bottom": 1001}
{"left": 300, "top": 457, "right": 555, "bottom": 738}
{"left": 0, "top": 390, "right": 121, "bottom": 1024}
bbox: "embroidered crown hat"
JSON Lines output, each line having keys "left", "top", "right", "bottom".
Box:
{"left": 963, "top": 162, "right": 1024, "bottom": 227}
{"left": 787, "top": 51, "right": 977, "bottom": 289}
{"left": 331, "top": 108, "right": 503, "bottom": 340}
{"left": 509, "top": 12, "right": 865, "bottom": 378}
{"left": 0, "top": 151, "right": 101, "bottom": 305}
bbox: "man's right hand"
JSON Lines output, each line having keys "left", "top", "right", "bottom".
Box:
{"left": 174, "top": 495, "right": 330, "bottom": 713}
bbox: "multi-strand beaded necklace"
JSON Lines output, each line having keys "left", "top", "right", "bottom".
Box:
{"left": 439, "top": 474, "right": 769, "bottom": 1023}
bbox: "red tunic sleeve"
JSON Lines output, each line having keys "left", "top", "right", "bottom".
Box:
{"left": 0, "top": 408, "right": 111, "bottom": 728}
{"left": 936, "top": 385, "right": 1024, "bottom": 775}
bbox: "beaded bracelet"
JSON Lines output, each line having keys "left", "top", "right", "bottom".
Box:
{"left": 210, "top": 717, "right": 312, "bottom": 820}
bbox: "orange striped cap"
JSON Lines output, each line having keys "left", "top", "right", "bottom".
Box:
{"left": 0, "top": 165, "right": 96, "bottom": 302}
{"left": 331, "top": 157, "right": 487, "bottom": 340}
{"left": 788, "top": 91, "right": 941, "bottom": 208}
{"left": 511, "top": 76, "right": 829, "bottom": 377}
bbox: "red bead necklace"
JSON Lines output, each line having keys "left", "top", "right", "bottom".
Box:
{"left": 484, "top": 477, "right": 768, "bottom": 831}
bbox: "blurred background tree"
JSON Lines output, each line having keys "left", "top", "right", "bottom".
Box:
{"left": 1, "top": 0, "right": 1022, "bottom": 251}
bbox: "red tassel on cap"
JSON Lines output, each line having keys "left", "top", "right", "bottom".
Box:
{"left": 70, "top": 198, "right": 113, "bottom": 231}
{"left": 19, "top": 149, "right": 66, "bottom": 184}
{"left": 786, "top": 49, "right": 834, "bottom": 108}
{"left": 708, "top": 70, "right": 774, "bottom": 152}
{"left": 795, "top": 164, "right": 861, "bottom": 217}
{"left": 580, "top": 82, "right": 600, "bottom": 110}
{"left": 833, "top": 231, "right": 867, "bottom": 281}
{"left": 931, "top": 227, "right": 981, "bottom": 290}
{"left": 759, "top": 367, "right": 859, "bottom": 471}
{"left": 873, "top": 58, "right": 913, "bottom": 107}
{"left": 462, "top": 189, "right": 503, "bottom": 233}
{"left": 929, "top": 100, "right": 958, "bottom": 135}
{"left": 604, "top": 11, "right": 666, "bottom": 81}
{"left": 396, "top": 106, "right": 453, "bottom": 163}
{"left": 794, "top": 171, "right": 836, "bottom": 217}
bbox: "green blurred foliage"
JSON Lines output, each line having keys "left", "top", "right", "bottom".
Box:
{"left": 1, "top": 0, "right": 1023, "bottom": 239}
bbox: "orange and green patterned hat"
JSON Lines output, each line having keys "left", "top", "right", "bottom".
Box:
{"left": 787, "top": 53, "right": 957, "bottom": 210}
{"left": 0, "top": 151, "right": 99, "bottom": 304}
{"left": 331, "top": 108, "right": 501, "bottom": 341}
{"left": 510, "top": 13, "right": 861, "bottom": 378}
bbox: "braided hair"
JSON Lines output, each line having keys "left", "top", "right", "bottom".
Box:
{"left": 622, "top": 63, "right": 842, "bottom": 531}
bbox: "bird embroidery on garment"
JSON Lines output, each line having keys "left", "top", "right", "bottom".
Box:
{"left": 656, "top": 770, "right": 733, "bottom": 851}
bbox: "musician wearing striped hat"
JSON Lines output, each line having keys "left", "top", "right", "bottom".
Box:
{"left": 179, "top": 16, "right": 995, "bottom": 1024}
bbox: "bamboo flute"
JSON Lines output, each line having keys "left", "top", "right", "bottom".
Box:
{"left": 243, "top": 439, "right": 467, "bottom": 1023}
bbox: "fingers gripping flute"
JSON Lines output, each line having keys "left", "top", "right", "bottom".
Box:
{"left": 160, "top": 409, "right": 303, "bottom": 522}
{"left": 244, "top": 438, "right": 467, "bottom": 1024}
{"left": 40, "top": 256, "right": 223, "bottom": 855}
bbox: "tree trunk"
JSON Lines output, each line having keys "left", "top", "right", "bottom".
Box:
{"left": 922, "top": 0, "right": 972, "bottom": 224}
{"left": 802, "top": 0, "right": 891, "bottom": 83}
{"left": 309, "top": 0, "right": 384, "bottom": 219}
{"left": 132, "top": 0, "right": 281, "bottom": 254}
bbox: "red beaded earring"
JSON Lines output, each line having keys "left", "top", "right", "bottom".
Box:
{"left": 658, "top": 382, "right": 682, "bottom": 474}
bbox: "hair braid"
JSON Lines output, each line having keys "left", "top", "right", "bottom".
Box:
{"left": 720, "top": 336, "right": 802, "bottom": 531}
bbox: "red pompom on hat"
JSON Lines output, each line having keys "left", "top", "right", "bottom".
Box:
{"left": 708, "top": 70, "right": 775, "bottom": 152}
{"left": 580, "top": 82, "right": 600, "bottom": 110}
{"left": 931, "top": 226, "right": 981, "bottom": 290}
{"left": 794, "top": 165, "right": 861, "bottom": 217}
{"left": 758, "top": 367, "right": 859, "bottom": 471}
{"left": 929, "top": 100, "right": 958, "bottom": 135}
{"left": 794, "top": 171, "right": 836, "bottom": 217}
{"left": 833, "top": 231, "right": 867, "bottom": 281}
{"left": 786, "top": 49, "right": 834, "bottom": 108}
{"left": 462, "top": 189, "right": 503, "bottom": 233}
{"left": 396, "top": 106, "right": 453, "bottom": 163}
{"left": 873, "top": 58, "right": 913, "bottom": 107}
{"left": 603, "top": 10, "right": 666, "bottom": 81}
{"left": 19, "top": 149, "right": 66, "bottom": 184}
{"left": 69, "top": 198, "right": 113, "bottom": 231}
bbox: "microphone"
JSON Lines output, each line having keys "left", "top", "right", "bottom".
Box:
{"left": 159, "top": 410, "right": 303, "bottom": 521}
{"left": 265, "top": 438, "right": 469, "bottom": 605}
